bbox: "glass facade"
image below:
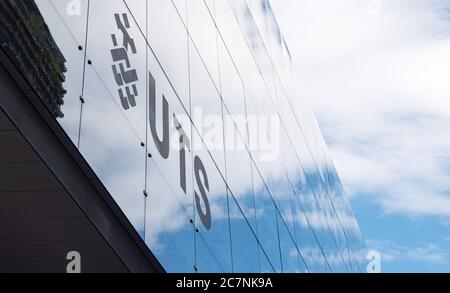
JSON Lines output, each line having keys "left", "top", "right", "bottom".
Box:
{"left": 0, "top": 0, "right": 366, "bottom": 272}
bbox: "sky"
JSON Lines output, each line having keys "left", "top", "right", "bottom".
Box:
{"left": 272, "top": 0, "right": 450, "bottom": 272}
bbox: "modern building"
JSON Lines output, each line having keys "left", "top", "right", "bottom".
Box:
{"left": 0, "top": 0, "right": 366, "bottom": 273}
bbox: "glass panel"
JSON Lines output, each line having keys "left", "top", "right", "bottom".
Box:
{"left": 228, "top": 193, "right": 260, "bottom": 273}
{"left": 213, "top": 0, "right": 250, "bottom": 73}
{"left": 225, "top": 135, "right": 257, "bottom": 229}
{"left": 171, "top": 0, "right": 187, "bottom": 24}
{"left": 148, "top": 0, "right": 190, "bottom": 108}
{"left": 252, "top": 162, "right": 281, "bottom": 273}
{"left": 266, "top": 162, "right": 290, "bottom": 217}
{"left": 79, "top": 0, "right": 146, "bottom": 232}
{"left": 287, "top": 171, "right": 331, "bottom": 273}
{"left": 217, "top": 40, "right": 247, "bottom": 128}
{"left": 206, "top": 3, "right": 248, "bottom": 130}
{"left": 8, "top": 0, "right": 89, "bottom": 144}
{"left": 144, "top": 28, "right": 195, "bottom": 273}
{"left": 188, "top": 37, "right": 225, "bottom": 173}
{"left": 227, "top": 0, "right": 276, "bottom": 100}
{"left": 187, "top": 0, "right": 220, "bottom": 87}
{"left": 192, "top": 131, "right": 232, "bottom": 273}
{"left": 145, "top": 160, "right": 194, "bottom": 273}
{"left": 321, "top": 155, "right": 357, "bottom": 271}
{"left": 277, "top": 212, "right": 308, "bottom": 273}
{"left": 291, "top": 167, "right": 346, "bottom": 272}
{"left": 124, "top": 0, "right": 190, "bottom": 115}
{"left": 308, "top": 174, "right": 350, "bottom": 272}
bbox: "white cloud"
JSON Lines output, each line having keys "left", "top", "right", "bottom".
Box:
{"left": 272, "top": 0, "right": 450, "bottom": 218}
{"left": 367, "top": 239, "right": 450, "bottom": 267}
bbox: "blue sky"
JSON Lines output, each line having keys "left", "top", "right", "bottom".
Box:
{"left": 272, "top": 0, "right": 450, "bottom": 272}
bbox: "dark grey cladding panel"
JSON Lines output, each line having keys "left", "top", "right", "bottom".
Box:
{"left": 0, "top": 110, "right": 14, "bottom": 131}
{"left": 0, "top": 241, "right": 126, "bottom": 273}
{"left": 0, "top": 191, "right": 82, "bottom": 218}
{"left": 0, "top": 162, "right": 62, "bottom": 192}
{"left": 0, "top": 131, "right": 40, "bottom": 163}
